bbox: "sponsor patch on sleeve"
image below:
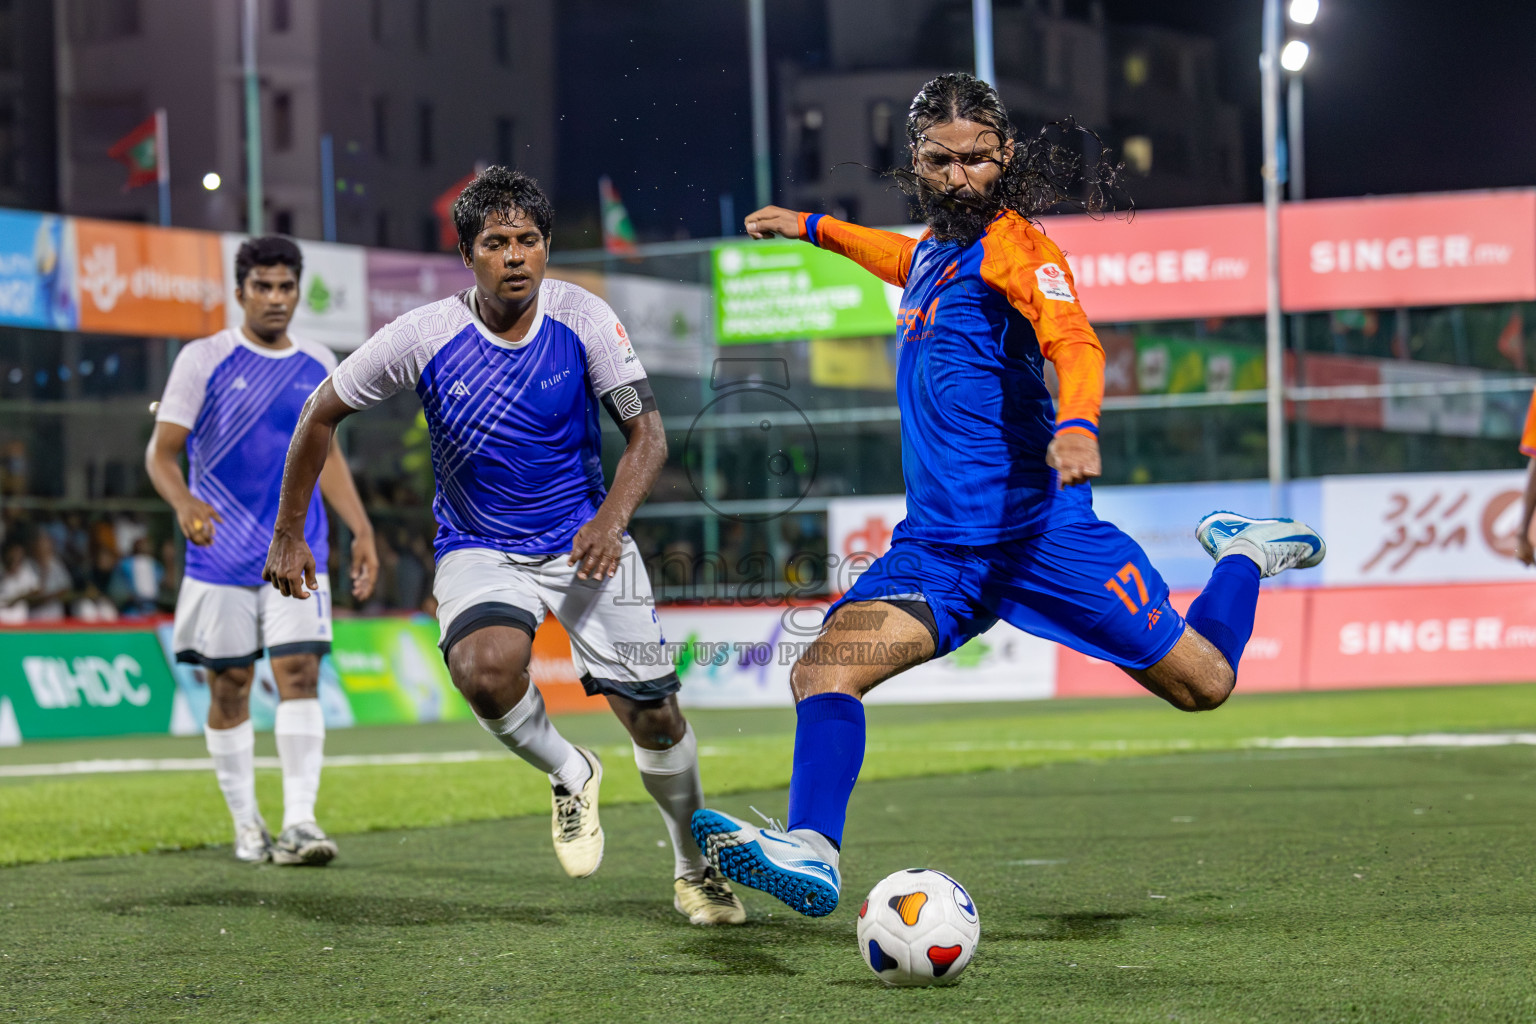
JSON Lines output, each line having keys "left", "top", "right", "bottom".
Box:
{"left": 1035, "top": 263, "right": 1076, "bottom": 303}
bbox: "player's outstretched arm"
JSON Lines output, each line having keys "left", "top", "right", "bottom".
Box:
{"left": 745, "top": 205, "right": 918, "bottom": 287}
{"left": 318, "top": 438, "right": 379, "bottom": 600}
{"left": 265, "top": 379, "right": 356, "bottom": 599}
{"left": 568, "top": 409, "right": 667, "bottom": 581}
{"left": 145, "top": 422, "right": 223, "bottom": 546}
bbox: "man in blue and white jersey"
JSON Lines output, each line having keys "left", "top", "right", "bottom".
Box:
{"left": 147, "top": 237, "right": 378, "bottom": 867}
{"left": 263, "top": 168, "right": 744, "bottom": 925}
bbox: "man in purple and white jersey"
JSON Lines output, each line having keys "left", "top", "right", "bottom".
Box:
{"left": 147, "top": 237, "right": 377, "bottom": 867}
{"left": 263, "top": 168, "right": 744, "bottom": 925}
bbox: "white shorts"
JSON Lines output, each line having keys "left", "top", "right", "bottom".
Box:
{"left": 172, "top": 574, "right": 333, "bottom": 670}
{"left": 433, "top": 539, "right": 676, "bottom": 701}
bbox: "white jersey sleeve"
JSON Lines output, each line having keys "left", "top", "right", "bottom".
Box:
{"left": 542, "top": 279, "right": 654, "bottom": 421}
{"left": 331, "top": 295, "right": 471, "bottom": 410}
{"left": 155, "top": 330, "right": 239, "bottom": 429}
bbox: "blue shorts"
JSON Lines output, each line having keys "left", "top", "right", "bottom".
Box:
{"left": 831, "top": 519, "right": 1185, "bottom": 670}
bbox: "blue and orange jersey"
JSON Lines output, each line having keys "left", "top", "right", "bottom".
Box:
{"left": 1522, "top": 386, "right": 1536, "bottom": 457}
{"left": 801, "top": 209, "right": 1104, "bottom": 543}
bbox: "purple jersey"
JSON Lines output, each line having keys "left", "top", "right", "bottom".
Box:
{"left": 156, "top": 329, "right": 336, "bottom": 586}
{"left": 331, "top": 280, "right": 648, "bottom": 558}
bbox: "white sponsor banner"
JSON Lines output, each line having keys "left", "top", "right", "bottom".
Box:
{"left": 222, "top": 236, "right": 370, "bottom": 351}
{"left": 662, "top": 605, "right": 1055, "bottom": 708}
{"left": 1320, "top": 470, "right": 1531, "bottom": 586}
{"left": 602, "top": 273, "right": 711, "bottom": 377}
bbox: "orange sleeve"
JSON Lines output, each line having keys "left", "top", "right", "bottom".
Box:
{"left": 1522, "top": 387, "right": 1536, "bottom": 457}
{"left": 798, "top": 212, "right": 917, "bottom": 287}
{"left": 978, "top": 215, "right": 1104, "bottom": 438}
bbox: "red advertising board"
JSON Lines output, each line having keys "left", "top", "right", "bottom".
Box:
{"left": 1304, "top": 582, "right": 1536, "bottom": 689}
{"left": 1280, "top": 190, "right": 1536, "bottom": 313}
{"left": 1043, "top": 205, "right": 1267, "bottom": 323}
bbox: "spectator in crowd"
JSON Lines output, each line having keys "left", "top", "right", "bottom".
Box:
{"left": 0, "top": 539, "right": 37, "bottom": 624}
{"left": 27, "top": 531, "right": 72, "bottom": 621}
{"left": 112, "top": 537, "right": 161, "bottom": 616}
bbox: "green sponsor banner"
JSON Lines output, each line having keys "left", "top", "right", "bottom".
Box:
{"left": 1134, "top": 335, "right": 1266, "bottom": 395}
{"left": 329, "top": 618, "right": 472, "bottom": 725}
{"left": 713, "top": 239, "right": 897, "bottom": 343}
{"left": 0, "top": 630, "right": 176, "bottom": 741}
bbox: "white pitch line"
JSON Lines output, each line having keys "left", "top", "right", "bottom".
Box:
{"left": 0, "top": 750, "right": 505, "bottom": 779}
{"left": 3, "top": 732, "right": 1534, "bottom": 779}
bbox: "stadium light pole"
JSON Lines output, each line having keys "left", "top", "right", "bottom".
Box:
{"left": 1261, "top": 0, "right": 1284, "bottom": 515}
{"left": 974, "top": 0, "right": 995, "bottom": 84}
{"left": 242, "top": 0, "right": 263, "bottom": 234}
{"left": 748, "top": 0, "right": 771, "bottom": 210}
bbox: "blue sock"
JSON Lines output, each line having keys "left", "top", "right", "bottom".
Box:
{"left": 786, "top": 692, "right": 866, "bottom": 846}
{"left": 1184, "top": 555, "right": 1262, "bottom": 674}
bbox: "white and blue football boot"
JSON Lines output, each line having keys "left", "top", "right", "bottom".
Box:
{"left": 690, "top": 808, "right": 841, "bottom": 917}
{"left": 1195, "top": 511, "right": 1326, "bottom": 577}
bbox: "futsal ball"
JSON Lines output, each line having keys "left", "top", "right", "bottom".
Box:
{"left": 856, "top": 869, "right": 980, "bottom": 987}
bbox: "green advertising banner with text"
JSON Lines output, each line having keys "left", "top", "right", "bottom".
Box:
{"left": 713, "top": 239, "right": 898, "bottom": 343}
{"left": 0, "top": 629, "right": 177, "bottom": 742}
{"left": 1134, "top": 335, "right": 1267, "bottom": 395}
{"left": 329, "top": 618, "right": 473, "bottom": 726}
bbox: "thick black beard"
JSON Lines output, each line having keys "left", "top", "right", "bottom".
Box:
{"left": 919, "top": 189, "right": 1000, "bottom": 246}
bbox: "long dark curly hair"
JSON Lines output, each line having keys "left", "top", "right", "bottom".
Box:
{"left": 893, "top": 72, "right": 1130, "bottom": 230}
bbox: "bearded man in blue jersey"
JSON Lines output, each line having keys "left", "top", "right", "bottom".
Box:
{"left": 690, "top": 74, "right": 1327, "bottom": 918}
{"left": 263, "top": 168, "right": 744, "bottom": 925}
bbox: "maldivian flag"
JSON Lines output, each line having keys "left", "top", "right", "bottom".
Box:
{"left": 108, "top": 114, "right": 160, "bottom": 192}
{"left": 599, "top": 175, "right": 638, "bottom": 255}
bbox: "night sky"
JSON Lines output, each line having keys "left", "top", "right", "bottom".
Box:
{"left": 555, "top": 0, "right": 1536, "bottom": 245}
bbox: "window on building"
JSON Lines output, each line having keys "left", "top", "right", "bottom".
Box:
{"left": 67, "top": 0, "right": 140, "bottom": 43}
{"left": 271, "top": 0, "right": 290, "bottom": 33}
{"left": 417, "top": 101, "right": 434, "bottom": 167}
{"left": 272, "top": 92, "right": 292, "bottom": 152}
{"left": 795, "top": 109, "right": 824, "bottom": 183}
{"left": 495, "top": 116, "right": 515, "bottom": 166}
{"left": 372, "top": 95, "right": 388, "bottom": 156}
{"left": 868, "top": 101, "right": 894, "bottom": 173}
{"left": 415, "top": 0, "right": 429, "bottom": 50}
{"left": 491, "top": 6, "right": 509, "bottom": 66}
{"left": 0, "top": 0, "right": 17, "bottom": 74}
{"left": 0, "top": 99, "right": 17, "bottom": 190}
{"left": 273, "top": 209, "right": 293, "bottom": 235}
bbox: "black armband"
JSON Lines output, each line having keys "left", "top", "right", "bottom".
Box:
{"left": 599, "top": 376, "right": 657, "bottom": 425}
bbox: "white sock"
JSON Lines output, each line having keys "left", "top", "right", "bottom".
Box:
{"left": 274, "top": 699, "right": 326, "bottom": 831}
{"left": 205, "top": 719, "right": 260, "bottom": 829}
{"left": 476, "top": 685, "right": 590, "bottom": 791}
{"left": 633, "top": 725, "right": 708, "bottom": 879}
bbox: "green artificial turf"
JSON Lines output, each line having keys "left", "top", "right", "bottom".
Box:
{"left": 2, "top": 744, "right": 1534, "bottom": 1023}
{"left": 3, "top": 684, "right": 1536, "bottom": 866}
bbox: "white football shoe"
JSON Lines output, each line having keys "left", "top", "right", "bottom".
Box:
{"left": 1196, "top": 511, "right": 1326, "bottom": 578}
{"left": 271, "top": 821, "right": 338, "bottom": 866}
{"left": 233, "top": 820, "right": 273, "bottom": 864}
{"left": 673, "top": 866, "right": 747, "bottom": 925}
{"left": 690, "top": 808, "right": 841, "bottom": 918}
{"left": 551, "top": 747, "right": 604, "bottom": 878}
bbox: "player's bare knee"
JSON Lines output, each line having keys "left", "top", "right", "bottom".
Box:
{"left": 789, "top": 658, "right": 860, "bottom": 702}
{"left": 271, "top": 655, "right": 319, "bottom": 700}
{"left": 620, "top": 698, "right": 687, "bottom": 750}
{"left": 447, "top": 636, "right": 529, "bottom": 717}
{"left": 1176, "top": 665, "right": 1235, "bottom": 712}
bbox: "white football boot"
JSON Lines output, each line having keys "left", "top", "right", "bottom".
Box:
{"left": 551, "top": 747, "right": 604, "bottom": 878}
{"left": 271, "top": 821, "right": 338, "bottom": 866}
{"left": 233, "top": 819, "right": 273, "bottom": 864}
{"left": 673, "top": 866, "right": 748, "bottom": 925}
{"left": 690, "top": 808, "right": 841, "bottom": 917}
{"left": 1196, "top": 511, "right": 1326, "bottom": 577}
